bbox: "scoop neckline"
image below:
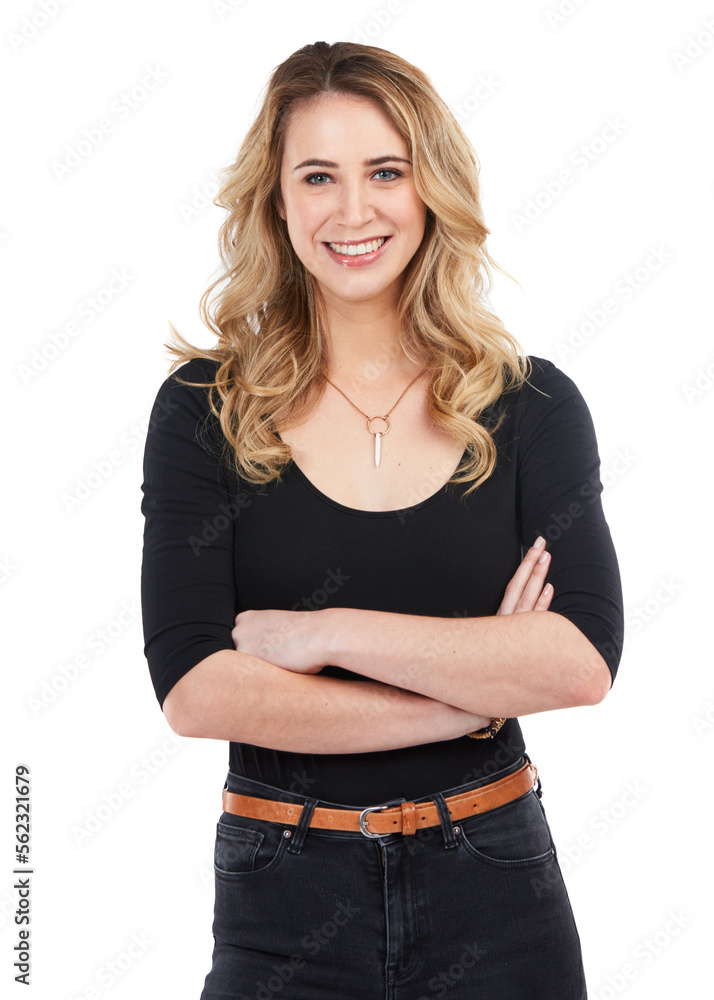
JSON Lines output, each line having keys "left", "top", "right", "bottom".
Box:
{"left": 277, "top": 432, "right": 469, "bottom": 518}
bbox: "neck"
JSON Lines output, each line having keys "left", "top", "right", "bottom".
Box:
{"left": 319, "top": 298, "right": 426, "bottom": 390}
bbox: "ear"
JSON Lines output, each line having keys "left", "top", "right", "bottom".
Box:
{"left": 275, "top": 191, "right": 286, "bottom": 221}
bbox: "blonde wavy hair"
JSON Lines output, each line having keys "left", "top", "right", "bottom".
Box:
{"left": 166, "top": 40, "right": 532, "bottom": 499}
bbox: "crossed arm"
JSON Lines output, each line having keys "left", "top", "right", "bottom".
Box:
{"left": 163, "top": 537, "right": 611, "bottom": 751}
{"left": 230, "top": 535, "right": 612, "bottom": 719}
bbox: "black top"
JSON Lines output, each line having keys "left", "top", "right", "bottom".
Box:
{"left": 140, "top": 355, "right": 623, "bottom": 805}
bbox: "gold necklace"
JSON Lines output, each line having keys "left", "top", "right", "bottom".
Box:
{"left": 325, "top": 368, "right": 427, "bottom": 468}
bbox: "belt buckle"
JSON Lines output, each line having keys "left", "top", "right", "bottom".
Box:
{"left": 358, "top": 802, "right": 392, "bottom": 839}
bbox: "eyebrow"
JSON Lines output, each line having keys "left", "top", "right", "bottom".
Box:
{"left": 293, "top": 156, "right": 411, "bottom": 172}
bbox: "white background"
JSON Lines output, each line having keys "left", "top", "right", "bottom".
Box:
{"left": 3, "top": 0, "right": 713, "bottom": 997}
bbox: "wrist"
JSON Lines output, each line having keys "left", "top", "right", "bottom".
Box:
{"left": 317, "top": 606, "right": 351, "bottom": 664}
{"left": 467, "top": 717, "right": 507, "bottom": 740}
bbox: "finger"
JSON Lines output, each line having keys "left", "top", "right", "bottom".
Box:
{"left": 497, "top": 538, "right": 548, "bottom": 614}
{"left": 513, "top": 549, "right": 551, "bottom": 612}
{"left": 533, "top": 583, "right": 553, "bottom": 611}
{"left": 497, "top": 544, "right": 543, "bottom": 614}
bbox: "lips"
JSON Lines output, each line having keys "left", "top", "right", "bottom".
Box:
{"left": 322, "top": 235, "right": 392, "bottom": 267}
{"left": 325, "top": 236, "right": 388, "bottom": 254}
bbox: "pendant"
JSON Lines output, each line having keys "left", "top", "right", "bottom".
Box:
{"left": 367, "top": 415, "right": 391, "bottom": 469}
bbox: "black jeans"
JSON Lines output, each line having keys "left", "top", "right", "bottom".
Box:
{"left": 199, "top": 754, "right": 587, "bottom": 999}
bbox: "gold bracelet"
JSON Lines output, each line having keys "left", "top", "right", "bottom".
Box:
{"left": 467, "top": 717, "right": 506, "bottom": 739}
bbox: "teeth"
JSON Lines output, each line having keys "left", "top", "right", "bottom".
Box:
{"left": 327, "top": 237, "right": 387, "bottom": 256}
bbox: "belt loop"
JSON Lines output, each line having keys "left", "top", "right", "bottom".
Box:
{"left": 432, "top": 792, "right": 457, "bottom": 849}
{"left": 287, "top": 797, "right": 317, "bottom": 855}
{"left": 523, "top": 752, "right": 543, "bottom": 798}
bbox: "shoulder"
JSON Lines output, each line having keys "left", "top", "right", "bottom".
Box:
{"left": 155, "top": 356, "right": 222, "bottom": 398}
{"left": 509, "top": 356, "right": 599, "bottom": 453}
{"left": 521, "top": 355, "right": 584, "bottom": 400}
{"left": 510, "top": 355, "right": 593, "bottom": 422}
{"left": 150, "top": 356, "right": 222, "bottom": 421}
{"left": 146, "top": 357, "right": 226, "bottom": 459}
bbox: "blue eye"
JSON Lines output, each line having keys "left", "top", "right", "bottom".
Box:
{"left": 303, "top": 168, "right": 403, "bottom": 185}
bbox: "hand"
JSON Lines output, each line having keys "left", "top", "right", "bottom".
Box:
{"left": 496, "top": 537, "right": 553, "bottom": 615}
{"left": 232, "top": 608, "right": 328, "bottom": 674}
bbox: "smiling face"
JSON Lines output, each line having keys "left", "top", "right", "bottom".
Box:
{"left": 277, "top": 92, "right": 427, "bottom": 312}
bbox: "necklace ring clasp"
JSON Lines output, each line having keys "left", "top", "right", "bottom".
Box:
{"left": 367, "top": 415, "right": 391, "bottom": 437}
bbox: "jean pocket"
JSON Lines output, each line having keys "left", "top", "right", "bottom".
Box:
{"left": 456, "top": 789, "right": 555, "bottom": 870}
{"left": 214, "top": 814, "right": 290, "bottom": 880}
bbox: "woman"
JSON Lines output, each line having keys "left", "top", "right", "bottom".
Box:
{"left": 141, "top": 40, "right": 623, "bottom": 999}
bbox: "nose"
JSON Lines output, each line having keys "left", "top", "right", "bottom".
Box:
{"left": 337, "top": 177, "right": 376, "bottom": 231}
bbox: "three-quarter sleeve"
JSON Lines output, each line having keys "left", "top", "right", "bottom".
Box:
{"left": 140, "top": 358, "right": 238, "bottom": 708}
{"left": 515, "top": 357, "right": 624, "bottom": 684}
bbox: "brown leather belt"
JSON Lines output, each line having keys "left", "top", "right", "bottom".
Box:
{"left": 222, "top": 759, "right": 538, "bottom": 839}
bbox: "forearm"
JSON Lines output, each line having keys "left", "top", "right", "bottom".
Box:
{"left": 163, "top": 649, "right": 490, "bottom": 753}
{"left": 322, "top": 608, "right": 612, "bottom": 717}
